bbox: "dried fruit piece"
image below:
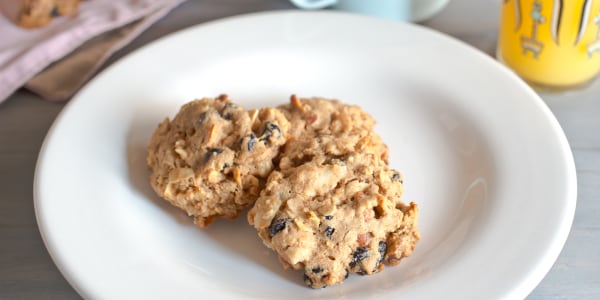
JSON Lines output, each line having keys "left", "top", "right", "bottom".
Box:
{"left": 204, "top": 148, "right": 223, "bottom": 162}
{"left": 391, "top": 171, "right": 403, "bottom": 183}
{"left": 269, "top": 218, "right": 289, "bottom": 236}
{"left": 349, "top": 247, "right": 369, "bottom": 268}
{"left": 357, "top": 233, "right": 371, "bottom": 247}
{"left": 220, "top": 102, "right": 239, "bottom": 120}
{"left": 196, "top": 111, "right": 208, "bottom": 124}
{"left": 259, "top": 122, "right": 282, "bottom": 145}
{"left": 303, "top": 273, "right": 313, "bottom": 286}
{"left": 378, "top": 241, "right": 387, "bottom": 258}
{"left": 324, "top": 226, "right": 335, "bottom": 239}
{"left": 246, "top": 133, "right": 257, "bottom": 151}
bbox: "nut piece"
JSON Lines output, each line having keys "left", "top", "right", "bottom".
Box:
{"left": 290, "top": 94, "right": 305, "bottom": 112}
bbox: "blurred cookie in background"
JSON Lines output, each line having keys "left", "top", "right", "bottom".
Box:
{"left": 18, "top": 0, "right": 81, "bottom": 28}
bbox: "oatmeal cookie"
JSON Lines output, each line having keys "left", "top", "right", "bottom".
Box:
{"left": 248, "top": 148, "right": 419, "bottom": 288}
{"left": 147, "top": 95, "right": 290, "bottom": 227}
{"left": 18, "top": 0, "right": 80, "bottom": 29}
{"left": 248, "top": 96, "right": 419, "bottom": 288}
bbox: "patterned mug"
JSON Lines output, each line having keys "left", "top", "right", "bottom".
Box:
{"left": 497, "top": 0, "right": 600, "bottom": 90}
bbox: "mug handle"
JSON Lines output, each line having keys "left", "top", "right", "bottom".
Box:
{"left": 289, "top": 0, "right": 337, "bottom": 9}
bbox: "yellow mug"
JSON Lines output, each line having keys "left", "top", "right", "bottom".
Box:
{"left": 497, "top": 0, "right": 600, "bottom": 90}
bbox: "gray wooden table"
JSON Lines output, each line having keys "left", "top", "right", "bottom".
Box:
{"left": 1, "top": 0, "right": 598, "bottom": 298}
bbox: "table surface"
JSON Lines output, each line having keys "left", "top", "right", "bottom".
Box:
{"left": 1, "top": 0, "right": 598, "bottom": 299}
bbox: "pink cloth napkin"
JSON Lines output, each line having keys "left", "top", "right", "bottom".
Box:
{"left": 0, "top": 0, "right": 184, "bottom": 103}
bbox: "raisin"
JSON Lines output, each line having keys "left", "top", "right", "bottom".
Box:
{"left": 324, "top": 215, "right": 333, "bottom": 220}
{"left": 259, "top": 122, "right": 281, "bottom": 145}
{"left": 357, "top": 269, "right": 368, "bottom": 276}
{"left": 372, "top": 240, "right": 388, "bottom": 272}
{"left": 204, "top": 148, "right": 223, "bottom": 162}
{"left": 246, "top": 133, "right": 257, "bottom": 151}
{"left": 303, "top": 273, "right": 313, "bottom": 287}
{"left": 220, "top": 102, "right": 238, "bottom": 120}
{"left": 311, "top": 267, "right": 323, "bottom": 273}
{"left": 391, "top": 171, "right": 402, "bottom": 182}
{"left": 269, "top": 218, "right": 288, "bottom": 236}
{"left": 50, "top": 6, "right": 59, "bottom": 17}
{"left": 378, "top": 241, "right": 387, "bottom": 258}
{"left": 349, "top": 247, "right": 369, "bottom": 267}
{"left": 265, "top": 122, "right": 281, "bottom": 136}
{"left": 197, "top": 111, "right": 208, "bottom": 124}
{"left": 324, "top": 226, "right": 335, "bottom": 239}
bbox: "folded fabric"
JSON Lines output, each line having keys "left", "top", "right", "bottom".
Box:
{"left": 0, "top": 0, "right": 184, "bottom": 104}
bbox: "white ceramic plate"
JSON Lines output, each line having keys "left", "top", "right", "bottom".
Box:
{"left": 34, "top": 11, "right": 577, "bottom": 299}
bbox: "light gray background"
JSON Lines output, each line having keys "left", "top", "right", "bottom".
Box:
{"left": 1, "top": 0, "right": 598, "bottom": 298}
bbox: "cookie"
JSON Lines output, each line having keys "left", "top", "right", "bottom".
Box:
{"left": 18, "top": 0, "right": 80, "bottom": 29}
{"left": 248, "top": 143, "right": 419, "bottom": 288}
{"left": 248, "top": 97, "right": 419, "bottom": 288}
{"left": 147, "top": 95, "right": 290, "bottom": 227}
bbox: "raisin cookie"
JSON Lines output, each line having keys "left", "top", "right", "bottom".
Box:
{"left": 18, "top": 0, "right": 80, "bottom": 29}
{"left": 147, "top": 95, "right": 290, "bottom": 227}
{"left": 248, "top": 97, "right": 419, "bottom": 288}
